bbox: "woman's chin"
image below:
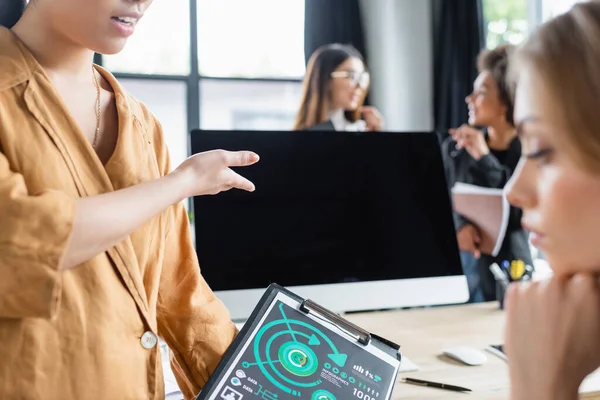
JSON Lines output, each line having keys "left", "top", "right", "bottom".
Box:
{"left": 468, "top": 115, "right": 495, "bottom": 127}
{"left": 93, "top": 39, "right": 129, "bottom": 56}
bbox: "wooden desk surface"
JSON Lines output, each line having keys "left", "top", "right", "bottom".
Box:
{"left": 343, "top": 302, "right": 600, "bottom": 399}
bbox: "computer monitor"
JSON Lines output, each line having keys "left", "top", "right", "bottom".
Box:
{"left": 190, "top": 130, "right": 468, "bottom": 320}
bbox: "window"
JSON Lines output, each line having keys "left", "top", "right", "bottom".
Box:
{"left": 117, "top": 79, "right": 189, "bottom": 170}
{"left": 483, "top": 0, "right": 528, "bottom": 49}
{"left": 103, "top": 0, "right": 191, "bottom": 75}
{"left": 196, "top": 0, "right": 305, "bottom": 79}
{"left": 199, "top": 80, "right": 303, "bottom": 130}
{"left": 542, "top": 0, "right": 587, "bottom": 20}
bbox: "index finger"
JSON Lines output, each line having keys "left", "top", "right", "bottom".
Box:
{"left": 224, "top": 150, "right": 260, "bottom": 167}
{"left": 228, "top": 171, "right": 256, "bottom": 192}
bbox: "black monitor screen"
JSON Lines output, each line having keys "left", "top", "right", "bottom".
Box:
{"left": 190, "top": 130, "right": 462, "bottom": 291}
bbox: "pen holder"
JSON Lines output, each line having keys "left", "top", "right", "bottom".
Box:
{"left": 489, "top": 262, "right": 511, "bottom": 310}
{"left": 495, "top": 280, "right": 507, "bottom": 310}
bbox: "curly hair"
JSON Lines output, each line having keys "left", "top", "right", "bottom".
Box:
{"left": 477, "top": 44, "right": 515, "bottom": 126}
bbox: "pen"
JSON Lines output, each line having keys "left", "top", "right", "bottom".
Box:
{"left": 402, "top": 377, "right": 472, "bottom": 393}
{"left": 523, "top": 264, "right": 534, "bottom": 280}
{"left": 489, "top": 263, "right": 510, "bottom": 290}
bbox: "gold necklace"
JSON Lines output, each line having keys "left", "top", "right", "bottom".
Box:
{"left": 92, "top": 66, "right": 101, "bottom": 149}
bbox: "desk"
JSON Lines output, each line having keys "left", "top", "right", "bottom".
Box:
{"left": 343, "top": 302, "right": 600, "bottom": 399}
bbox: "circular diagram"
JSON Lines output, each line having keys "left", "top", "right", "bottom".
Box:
{"left": 311, "top": 389, "right": 337, "bottom": 400}
{"left": 279, "top": 341, "right": 318, "bottom": 377}
{"left": 246, "top": 303, "right": 348, "bottom": 397}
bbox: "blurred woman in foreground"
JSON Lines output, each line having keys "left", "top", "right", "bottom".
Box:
{"left": 505, "top": 2, "right": 600, "bottom": 398}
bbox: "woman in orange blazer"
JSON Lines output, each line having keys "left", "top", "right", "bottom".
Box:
{"left": 0, "top": 1, "right": 259, "bottom": 399}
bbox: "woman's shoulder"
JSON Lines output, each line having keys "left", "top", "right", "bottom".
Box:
{"left": 0, "top": 27, "right": 34, "bottom": 94}
{"left": 95, "top": 65, "right": 158, "bottom": 130}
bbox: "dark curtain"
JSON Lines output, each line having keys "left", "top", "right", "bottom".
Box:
{"left": 304, "top": 0, "right": 370, "bottom": 103}
{"left": 304, "top": 0, "right": 368, "bottom": 67}
{"left": 433, "top": 0, "right": 486, "bottom": 137}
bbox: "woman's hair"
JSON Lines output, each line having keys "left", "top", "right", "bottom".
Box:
{"left": 510, "top": 1, "right": 600, "bottom": 174}
{"left": 476, "top": 44, "right": 515, "bottom": 126}
{"left": 293, "top": 43, "right": 368, "bottom": 130}
{"left": 0, "top": 0, "right": 26, "bottom": 29}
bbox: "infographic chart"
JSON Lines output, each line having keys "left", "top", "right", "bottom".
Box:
{"left": 204, "top": 297, "right": 399, "bottom": 400}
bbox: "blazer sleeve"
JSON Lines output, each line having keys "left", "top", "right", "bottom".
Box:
{"left": 147, "top": 113, "right": 237, "bottom": 399}
{"left": 440, "top": 137, "right": 470, "bottom": 232}
{"left": 0, "top": 150, "right": 76, "bottom": 319}
{"left": 158, "top": 202, "right": 238, "bottom": 399}
{"left": 468, "top": 153, "right": 513, "bottom": 188}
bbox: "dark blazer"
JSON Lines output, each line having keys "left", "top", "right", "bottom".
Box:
{"left": 305, "top": 120, "right": 336, "bottom": 131}
{"left": 441, "top": 131, "right": 532, "bottom": 301}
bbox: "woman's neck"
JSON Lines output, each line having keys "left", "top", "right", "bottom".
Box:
{"left": 11, "top": 8, "right": 95, "bottom": 81}
{"left": 327, "top": 107, "right": 344, "bottom": 117}
{"left": 487, "top": 121, "right": 517, "bottom": 151}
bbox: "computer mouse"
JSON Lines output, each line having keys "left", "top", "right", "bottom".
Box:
{"left": 442, "top": 346, "right": 487, "bottom": 366}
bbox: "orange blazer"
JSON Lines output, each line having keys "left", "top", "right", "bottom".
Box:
{"left": 0, "top": 27, "right": 237, "bottom": 400}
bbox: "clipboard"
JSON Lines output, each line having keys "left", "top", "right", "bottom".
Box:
{"left": 197, "top": 283, "right": 402, "bottom": 400}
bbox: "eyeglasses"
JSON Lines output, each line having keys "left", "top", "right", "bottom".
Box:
{"left": 330, "top": 70, "right": 370, "bottom": 89}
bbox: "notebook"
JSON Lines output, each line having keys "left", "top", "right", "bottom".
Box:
{"left": 451, "top": 182, "right": 510, "bottom": 257}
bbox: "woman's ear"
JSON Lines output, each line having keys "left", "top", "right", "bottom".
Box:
{"left": 499, "top": 103, "right": 509, "bottom": 123}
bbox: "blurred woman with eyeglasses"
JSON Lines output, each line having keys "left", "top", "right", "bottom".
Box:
{"left": 293, "top": 43, "right": 384, "bottom": 131}
{"left": 441, "top": 44, "right": 533, "bottom": 303}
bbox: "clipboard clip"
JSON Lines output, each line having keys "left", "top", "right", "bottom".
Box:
{"left": 299, "top": 299, "right": 372, "bottom": 346}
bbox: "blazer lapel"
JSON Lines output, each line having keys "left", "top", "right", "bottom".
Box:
{"left": 506, "top": 136, "right": 522, "bottom": 171}
{"left": 22, "top": 70, "right": 154, "bottom": 330}
{"left": 306, "top": 120, "right": 336, "bottom": 131}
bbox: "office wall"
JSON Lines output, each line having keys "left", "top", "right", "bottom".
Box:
{"left": 360, "top": 0, "right": 434, "bottom": 132}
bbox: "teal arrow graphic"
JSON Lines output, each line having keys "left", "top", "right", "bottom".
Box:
{"left": 308, "top": 334, "right": 321, "bottom": 346}
{"left": 328, "top": 353, "right": 347, "bottom": 368}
